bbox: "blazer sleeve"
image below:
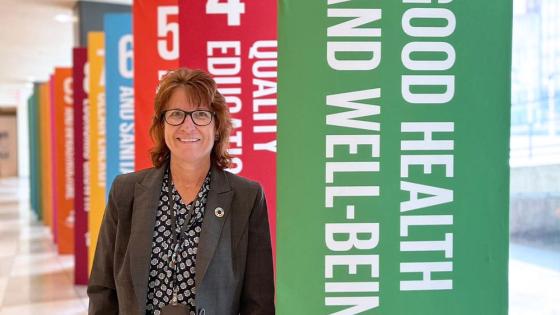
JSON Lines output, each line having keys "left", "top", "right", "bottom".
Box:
{"left": 239, "top": 185, "right": 276, "bottom": 315}
{"left": 87, "top": 177, "right": 120, "bottom": 315}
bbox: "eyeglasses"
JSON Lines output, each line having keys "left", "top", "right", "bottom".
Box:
{"left": 162, "top": 109, "right": 215, "bottom": 126}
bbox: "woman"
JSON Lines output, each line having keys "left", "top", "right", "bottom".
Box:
{"left": 88, "top": 68, "right": 275, "bottom": 315}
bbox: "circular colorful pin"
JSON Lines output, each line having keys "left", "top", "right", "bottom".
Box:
{"left": 215, "top": 207, "right": 225, "bottom": 218}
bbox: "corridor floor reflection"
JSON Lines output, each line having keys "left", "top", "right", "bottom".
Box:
{"left": 0, "top": 177, "right": 87, "bottom": 315}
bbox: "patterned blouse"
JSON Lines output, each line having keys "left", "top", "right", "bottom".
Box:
{"left": 145, "top": 168, "right": 211, "bottom": 315}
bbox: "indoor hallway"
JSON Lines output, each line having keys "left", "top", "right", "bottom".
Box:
{"left": 0, "top": 177, "right": 87, "bottom": 315}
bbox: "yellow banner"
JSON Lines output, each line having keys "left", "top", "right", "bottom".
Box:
{"left": 88, "top": 32, "right": 106, "bottom": 272}
{"left": 39, "top": 82, "right": 53, "bottom": 230}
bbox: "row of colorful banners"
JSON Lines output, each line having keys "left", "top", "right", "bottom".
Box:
{"left": 27, "top": 0, "right": 510, "bottom": 313}
{"left": 28, "top": 0, "right": 277, "bottom": 286}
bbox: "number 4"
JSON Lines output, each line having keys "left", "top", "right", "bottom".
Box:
{"left": 206, "top": 0, "right": 245, "bottom": 26}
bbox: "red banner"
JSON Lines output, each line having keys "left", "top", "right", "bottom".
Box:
{"left": 179, "top": 0, "right": 278, "bottom": 251}
{"left": 53, "top": 68, "right": 74, "bottom": 255}
{"left": 73, "top": 47, "right": 88, "bottom": 285}
{"left": 133, "top": 0, "right": 180, "bottom": 170}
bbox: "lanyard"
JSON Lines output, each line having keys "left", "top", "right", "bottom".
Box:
{"left": 168, "top": 172, "right": 196, "bottom": 264}
{"left": 167, "top": 169, "right": 201, "bottom": 305}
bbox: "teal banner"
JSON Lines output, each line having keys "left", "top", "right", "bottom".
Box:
{"left": 277, "top": 1, "right": 511, "bottom": 314}
{"left": 28, "top": 83, "right": 41, "bottom": 219}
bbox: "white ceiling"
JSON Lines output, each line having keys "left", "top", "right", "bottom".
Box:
{"left": 0, "top": 0, "right": 131, "bottom": 106}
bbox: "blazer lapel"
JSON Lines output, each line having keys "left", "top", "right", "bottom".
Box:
{"left": 195, "top": 165, "right": 233, "bottom": 287}
{"left": 129, "top": 165, "right": 166, "bottom": 314}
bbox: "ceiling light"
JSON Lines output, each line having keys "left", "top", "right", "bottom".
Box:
{"left": 54, "top": 13, "right": 76, "bottom": 23}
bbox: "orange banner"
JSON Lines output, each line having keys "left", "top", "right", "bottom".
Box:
{"left": 53, "top": 68, "right": 75, "bottom": 254}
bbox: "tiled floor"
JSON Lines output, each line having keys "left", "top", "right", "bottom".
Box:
{"left": 0, "top": 178, "right": 87, "bottom": 315}
{"left": 509, "top": 243, "right": 560, "bottom": 315}
{"left": 0, "top": 176, "right": 558, "bottom": 314}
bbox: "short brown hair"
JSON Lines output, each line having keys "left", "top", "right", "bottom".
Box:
{"left": 149, "top": 68, "right": 232, "bottom": 169}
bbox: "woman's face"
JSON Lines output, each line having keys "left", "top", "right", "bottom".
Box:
{"left": 164, "top": 87, "right": 216, "bottom": 166}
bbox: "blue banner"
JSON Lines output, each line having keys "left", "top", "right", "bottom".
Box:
{"left": 104, "top": 13, "right": 134, "bottom": 200}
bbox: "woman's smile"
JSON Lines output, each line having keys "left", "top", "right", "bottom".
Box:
{"left": 176, "top": 136, "right": 201, "bottom": 143}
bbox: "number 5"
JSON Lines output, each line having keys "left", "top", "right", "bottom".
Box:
{"left": 206, "top": 0, "right": 245, "bottom": 26}
{"left": 157, "top": 6, "right": 179, "bottom": 60}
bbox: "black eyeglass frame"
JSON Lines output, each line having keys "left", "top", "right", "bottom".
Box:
{"left": 161, "top": 109, "right": 216, "bottom": 126}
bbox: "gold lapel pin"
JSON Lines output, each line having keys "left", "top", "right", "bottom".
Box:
{"left": 215, "top": 207, "right": 225, "bottom": 218}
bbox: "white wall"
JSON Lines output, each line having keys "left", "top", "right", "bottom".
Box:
{"left": 16, "top": 86, "right": 31, "bottom": 178}
{"left": 0, "top": 85, "right": 30, "bottom": 178}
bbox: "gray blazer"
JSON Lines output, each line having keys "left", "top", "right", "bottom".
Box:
{"left": 87, "top": 163, "right": 275, "bottom": 315}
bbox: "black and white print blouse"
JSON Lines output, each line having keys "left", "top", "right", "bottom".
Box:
{"left": 145, "top": 168, "right": 211, "bottom": 315}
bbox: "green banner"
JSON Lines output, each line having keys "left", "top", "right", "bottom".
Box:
{"left": 277, "top": 1, "right": 511, "bottom": 314}
{"left": 28, "top": 83, "right": 41, "bottom": 219}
